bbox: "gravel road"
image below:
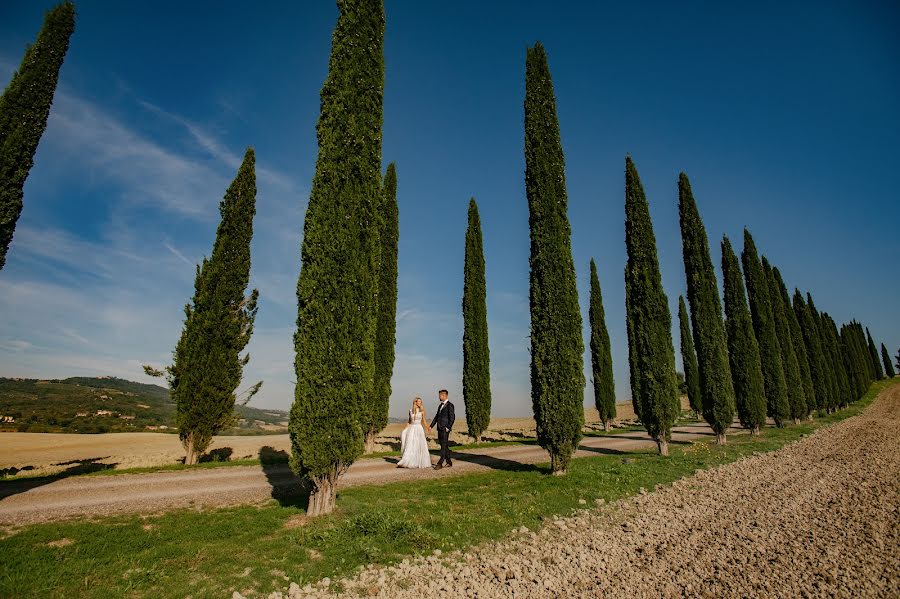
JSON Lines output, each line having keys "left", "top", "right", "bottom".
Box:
{"left": 285, "top": 383, "right": 900, "bottom": 599}
{"left": 0, "top": 423, "right": 730, "bottom": 526}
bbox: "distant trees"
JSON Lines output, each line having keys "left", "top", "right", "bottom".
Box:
{"left": 677, "top": 296, "right": 701, "bottom": 419}
{"left": 589, "top": 259, "right": 616, "bottom": 431}
{"left": 624, "top": 157, "right": 679, "bottom": 455}
{"left": 290, "top": 0, "right": 385, "bottom": 517}
{"left": 677, "top": 174, "right": 735, "bottom": 443}
{"left": 771, "top": 266, "right": 813, "bottom": 419}
{"left": 721, "top": 236, "right": 766, "bottom": 434}
{"left": 865, "top": 328, "right": 885, "bottom": 380}
{"left": 365, "top": 162, "right": 399, "bottom": 453}
{"left": 524, "top": 43, "right": 585, "bottom": 474}
{"left": 741, "top": 231, "right": 789, "bottom": 426}
{"left": 762, "top": 258, "right": 806, "bottom": 424}
{"left": 881, "top": 344, "right": 895, "bottom": 378}
{"left": 462, "top": 198, "right": 492, "bottom": 443}
{"left": 0, "top": 1, "right": 76, "bottom": 270}
{"left": 145, "top": 149, "right": 261, "bottom": 465}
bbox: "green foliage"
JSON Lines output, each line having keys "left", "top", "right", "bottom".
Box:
{"left": 881, "top": 343, "right": 895, "bottom": 378}
{"left": 741, "top": 230, "right": 789, "bottom": 425}
{"left": 167, "top": 150, "right": 260, "bottom": 459}
{"left": 762, "top": 258, "right": 806, "bottom": 421}
{"left": 524, "top": 43, "right": 584, "bottom": 472}
{"left": 720, "top": 236, "right": 767, "bottom": 432}
{"left": 806, "top": 294, "right": 839, "bottom": 410}
{"left": 677, "top": 174, "right": 735, "bottom": 437}
{"left": 462, "top": 198, "right": 492, "bottom": 440}
{"left": 839, "top": 322, "right": 867, "bottom": 402}
{"left": 368, "top": 162, "right": 399, "bottom": 442}
{"left": 290, "top": 0, "right": 385, "bottom": 485}
{"left": 624, "top": 157, "right": 678, "bottom": 449}
{"left": 772, "top": 268, "right": 815, "bottom": 417}
{"left": 589, "top": 259, "right": 616, "bottom": 426}
{"left": 677, "top": 296, "right": 701, "bottom": 416}
{"left": 0, "top": 1, "right": 75, "bottom": 269}
{"left": 793, "top": 290, "right": 829, "bottom": 413}
{"left": 865, "top": 328, "right": 885, "bottom": 380}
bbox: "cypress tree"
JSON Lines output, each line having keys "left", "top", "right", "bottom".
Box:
{"left": 524, "top": 43, "right": 584, "bottom": 474}
{"left": 721, "top": 235, "right": 766, "bottom": 434}
{"left": 147, "top": 150, "right": 260, "bottom": 465}
{"left": 462, "top": 198, "right": 492, "bottom": 443}
{"left": 824, "top": 315, "right": 853, "bottom": 407}
{"left": 894, "top": 348, "right": 900, "bottom": 376}
{"left": 741, "top": 230, "right": 789, "bottom": 425}
{"left": 677, "top": 296, "right": 702, "bottom": 419}
{"left": 625, "top": 295, "right": 641, "bottom": 422}
{"left": 624, "top": 157, "right": 679, "bottom": 455}
{"left": 0, "top": 1, "right": 75, "bottom": 270}
{"left": 865, "top": 327, "right": 885, "bottom": 380}
{"left": 773, "top": 268, "right": 815, "bottom": 417}
{"left": 881, "top": 343, "right": 896, "bottom": 378}
{"left": 290, "top": 0, "right": 385, "bottom": 516}
{"left": 763, "top": 258, "right": 806, "bottom": 423}
{"left": 794, "top": 290, "right": 829, "bottom": 414}
{"left": 678, "top": 174, "right": 735, "bottom": 443}
{"left": 855, "top": 323, "right": 875, "bottom": 387}
{"left": 839, "top": 323, "right": 866, "bottom": 401}
{"left": 589, "top": 259, "right": 616, "bottom": 431}
{"left": 364, "top": 162, "right": 399, "bottom": 452}
{"left": 807, "top": 293, "right": 838, "bottom": 410}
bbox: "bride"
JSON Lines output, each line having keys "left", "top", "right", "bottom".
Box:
{"left": 397, "top": 397, "right": 433, "bottom": 468}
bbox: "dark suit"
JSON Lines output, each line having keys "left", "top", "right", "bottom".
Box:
{"left": 430, "top": 400, "right": 455, "bottom": 465}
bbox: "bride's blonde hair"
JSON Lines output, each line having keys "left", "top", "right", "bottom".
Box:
{"left": 411, "top": 396, "right": 423, "bottom": 411}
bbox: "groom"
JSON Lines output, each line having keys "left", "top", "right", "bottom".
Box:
{"left": 430, "top": 389, "right": 455, "bottom": 469}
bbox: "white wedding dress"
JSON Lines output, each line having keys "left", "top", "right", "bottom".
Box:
{"left": 397, "top": 409, "right": 432, "bottom": 468}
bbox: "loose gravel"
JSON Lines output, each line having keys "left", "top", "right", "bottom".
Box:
{"left": 271, "top": 383, "right": 900, "bottom": 599}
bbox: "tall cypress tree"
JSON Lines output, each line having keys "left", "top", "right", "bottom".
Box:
{"left": 290, "top": 0, "right": 385, "bottom": 517}
{"left": 773, "top": 268, "right": 815, "bottom": 418}
{"left": 865, "top": 327, "right": 885, "bottom": 380}
{"left": 589, "top": 259, "right": 616, "bottom": 430}
{"left": 763, "top": 258, "right": 806, "bottom": 423}
{"left": 741, "top": 230, "right": 789, "bottom": 425}
{"left": 524, "top": 43, "right": 584, "bottom": 474}
{"left": 794, "top": 290, "right": 828, "bottom": 414}
{"left": 678, "top": 174, "right": 735, "bottom": 443}
{"left": 677, "top": 296, "right": 702, "bottom": 419}
{"left": 364, "top": 162, "right": 398, "bottom": 452}
{"left": 0, "top": 1, "right": 75, "bottom": 270}
{"left": 721, "top": 236, "right": 766, "bottom": 434}
{"left": 824, "top": 315, "right": 853, "bottom": 407}
{"left": 839, "top": 322, "right": 866, "bottom": 401}
{"left": 881, "top": 343, "right": 896, "bottom": 378}
{"left": 462, "top": 198, "right": 492, "bottom": 443}
{"left": 625, "top": 294, "right": 641, "bottom": 422}
{"left": 146, "top": 149, "right": 260, "bottom": 465}
{"left": 624, "top": 157, "right": 679, "bottom": 455}
{"left": 807, "top": 293, "right": 838, "bottom": 410}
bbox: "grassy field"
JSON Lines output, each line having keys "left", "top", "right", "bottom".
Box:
{"left": 0, "top": 379, "right": 893, "bottom": 599}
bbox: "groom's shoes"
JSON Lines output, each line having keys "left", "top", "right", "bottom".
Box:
{"left": 446, "top": 460, "right": 453, "bottom": 467}
{"left": 433, "top": 462, "right": 443, "bottom": 470}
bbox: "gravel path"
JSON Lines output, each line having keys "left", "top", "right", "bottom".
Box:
{"left": 286, "top": 383, "right": 900, "bottom": 599}
{"left": 0, "top": 423, "right": 733, "bottom": 526}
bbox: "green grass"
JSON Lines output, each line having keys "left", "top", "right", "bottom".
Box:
{"left": 0, "top": 379, "right": 893, "bottom": 599}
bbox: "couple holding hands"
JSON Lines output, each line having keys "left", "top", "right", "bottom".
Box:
{"left": 397, "top": 389, "right": 455, "bottom": 470}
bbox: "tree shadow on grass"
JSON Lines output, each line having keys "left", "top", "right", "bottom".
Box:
{"left": 259, "top": 446, "right": 310, "bottom": 510}
{"left": 199, "top": 447, "right": 234, "bottom": 462}
{"left": 0, "top": 457, "right": 118, "bottom": 500}
{"left": 603, "top": 435, "right": 692, "bottom": 445}
{"left": 576, "top": 445, "right": 628, "bottom": 456}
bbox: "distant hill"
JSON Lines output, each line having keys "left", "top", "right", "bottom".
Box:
{"left": 0, "top": 377, "right": 289, "bottom": 435}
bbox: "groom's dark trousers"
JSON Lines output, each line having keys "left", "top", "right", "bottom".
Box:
{"left": 430, "top": 401, "right": 455, "bottom": 465}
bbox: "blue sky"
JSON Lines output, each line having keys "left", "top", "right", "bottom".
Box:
{"left": 1, "top": 1, "right": 897, "bottom": 418}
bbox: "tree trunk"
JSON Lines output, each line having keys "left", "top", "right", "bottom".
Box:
{"left": 550, "top": 452, "right": 568, "bottom": 475}
{"left": 307, "top": 472, "right": 339, "bottom": 517}
{"left": 793, "top": 418, "right": 800, "bottom": 425}
{"left": 182, "top": 432, "right": 198, "bottom": 465}
{"left": 751, "top": 425, "right": 760, "bottom": 436}
{"left": 657, "top": 438, "right": 669, "bottom": 456}
{"left": 472, "top": 434, "right": 481, "bottom": 444}
{"left": 716, "top": 433, "right": 727, "bottom": 445}
{"left": 603, "top": 420, "right": 611, "bottom": 432}
{"left": 363, "top": 430, "right": 376, "bottom": 454}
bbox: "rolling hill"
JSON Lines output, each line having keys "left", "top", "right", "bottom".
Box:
{"left": 0, "top": 377, "right": 289, "bottom": 434}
